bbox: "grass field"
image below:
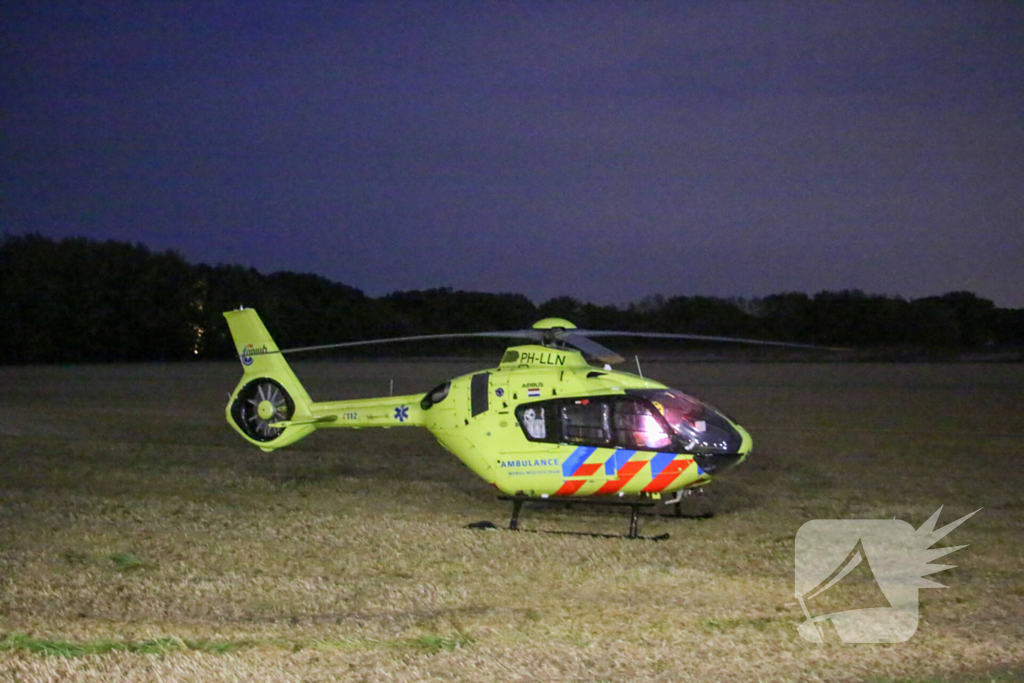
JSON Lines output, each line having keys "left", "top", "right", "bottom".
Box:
{"left": 1, "top": 360, "right": 1022, "bottom": 682}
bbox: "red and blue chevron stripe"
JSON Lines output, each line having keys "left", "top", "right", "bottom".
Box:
{"left": 555, "top": 446, "right": 698, "bottom": 496}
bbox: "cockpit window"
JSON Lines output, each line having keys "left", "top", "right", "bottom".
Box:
{"left": 515, "top": 390, "right": 742, "bottom": 454}
{"left": 611, "top": 398, "right": 673, "bottom": 450}
{"left": 630, "top": 389, "right": 705, "bottom": 435}
{"left": 627, "top": 389, "right": 741, "bottom": 453}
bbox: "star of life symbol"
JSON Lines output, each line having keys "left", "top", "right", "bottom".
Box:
{"left": 792, "top": 507, "right": 979, "bottom": 643}
{"left": 394, "top": 406, "right": 409, "bottom": 422}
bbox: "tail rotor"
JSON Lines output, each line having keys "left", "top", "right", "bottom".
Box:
{"left": 224, "top": 308, "right": 317, "bottom": 450}
{"left": 231, "top": 378, "right": 296, "bottom": 442}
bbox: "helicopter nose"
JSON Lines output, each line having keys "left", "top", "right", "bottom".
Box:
{"left": 693, "top": 451, "right": 745, "bottom": 475}
{"left": 692, "top": 423, "right": 750, "bottom": 475}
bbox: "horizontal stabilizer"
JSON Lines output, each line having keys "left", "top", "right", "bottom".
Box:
{"left": 268, "top": 416, "right": 339, "bottom": 428}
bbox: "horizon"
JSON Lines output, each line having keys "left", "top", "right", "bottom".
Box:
{"left": 5, "top": 231, "right": 1016, "bottom": 311}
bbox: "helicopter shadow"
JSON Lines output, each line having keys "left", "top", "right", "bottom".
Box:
{"left": 465, "top": 520, "right": 672, "bottom": 542}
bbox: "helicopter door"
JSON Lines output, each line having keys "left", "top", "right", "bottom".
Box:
{"left": 470, "top": 373, "right": 490, "bottom": 417}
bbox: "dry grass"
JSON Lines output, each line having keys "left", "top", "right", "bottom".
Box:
{"left": 0, "top": 361, "right": 1021, "bottom": 682}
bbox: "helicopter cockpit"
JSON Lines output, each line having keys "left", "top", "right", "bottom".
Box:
{"left": 514, "top": 389, "right": 743, "bottom": 456}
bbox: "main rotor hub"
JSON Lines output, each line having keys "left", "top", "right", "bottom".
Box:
{"left": 532, "top": 318, "right": 576, "bottom": 347}
{"left": 531, "top": 318, "right": 577, "bottom": 330}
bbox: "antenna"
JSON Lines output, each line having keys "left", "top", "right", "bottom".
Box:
{"left": 389, "top": 379, "right": 394, "bottom": 397}
{"left": 635, "top": 355, "right": 643, "bottom": 379}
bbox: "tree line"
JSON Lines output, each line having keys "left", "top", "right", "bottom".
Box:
{"left": 2, "top": 234, "right": 1022, "bottom": 364}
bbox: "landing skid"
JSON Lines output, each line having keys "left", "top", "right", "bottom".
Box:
{"left": 518, "top": 527, "right": 670, "bottom": 541}
{"left": 497, "top": 495, "right": 664, "bottom": 540}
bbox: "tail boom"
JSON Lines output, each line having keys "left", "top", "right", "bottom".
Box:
{"left": 223, "top": 308, "right": 425, "bottom": 451}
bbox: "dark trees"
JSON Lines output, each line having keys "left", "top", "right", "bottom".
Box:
{"left": 2, "top": 234, "right": 1021, "bottom": 364}
{"left": 1, "top": 235, "right": 195, "bottom": 362}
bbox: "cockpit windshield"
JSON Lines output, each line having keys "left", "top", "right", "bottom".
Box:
{"left": 626, "top": 389, "right": 742, "bottom": 454}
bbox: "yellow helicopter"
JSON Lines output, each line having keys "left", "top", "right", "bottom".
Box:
{"left": 224, "top": 309, "right": 819, "bottom": 537}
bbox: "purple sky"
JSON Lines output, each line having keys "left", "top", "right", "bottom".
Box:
{"left": 4, "top": 2, "right": 1023, "bottom": 306}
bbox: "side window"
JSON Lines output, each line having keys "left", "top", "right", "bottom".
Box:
{"left": 519, "top": 405, "right": 547, "bottom": 439}
{"left": 515, "top": 396, "right": 676, "bottom": 451}
{"left": 470, "top": 373, "right": 490, "bottom": 417}
{"left": 559, "top": 400, "right": 611, "bottom": 446}
{"left": 516, "top": 401, "right": 559, "bottom": 443}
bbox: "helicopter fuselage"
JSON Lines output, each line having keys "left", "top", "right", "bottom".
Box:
{"left": 226, "top": 314, "right": 752, "bottom": 499}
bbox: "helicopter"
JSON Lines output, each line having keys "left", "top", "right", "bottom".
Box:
{"left": 224, "top": 308, "right": 824, "bottom": 537}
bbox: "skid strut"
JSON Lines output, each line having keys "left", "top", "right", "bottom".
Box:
{"left": 510, "top": 497, "right": 525, "bottom": 530}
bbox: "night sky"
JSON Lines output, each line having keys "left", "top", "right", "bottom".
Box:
{"left": 4, "top": 2, "right": 1023, "bottom": 307}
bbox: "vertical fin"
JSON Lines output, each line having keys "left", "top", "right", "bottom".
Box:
{"left": 223, "top": 308, "right": 315, "bottom": 448}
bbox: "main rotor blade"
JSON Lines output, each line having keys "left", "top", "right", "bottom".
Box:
{"left": 557, "top": 333, "right": 625, "bottom": 365}
{"left": 251, "top": 326, "right": 840, "bottom": 359}
{"left": 273, "top": 330, "right": 541, "bottom": 355}
{"left": 571, "top": 330, "right": 842, "bottom": 351}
